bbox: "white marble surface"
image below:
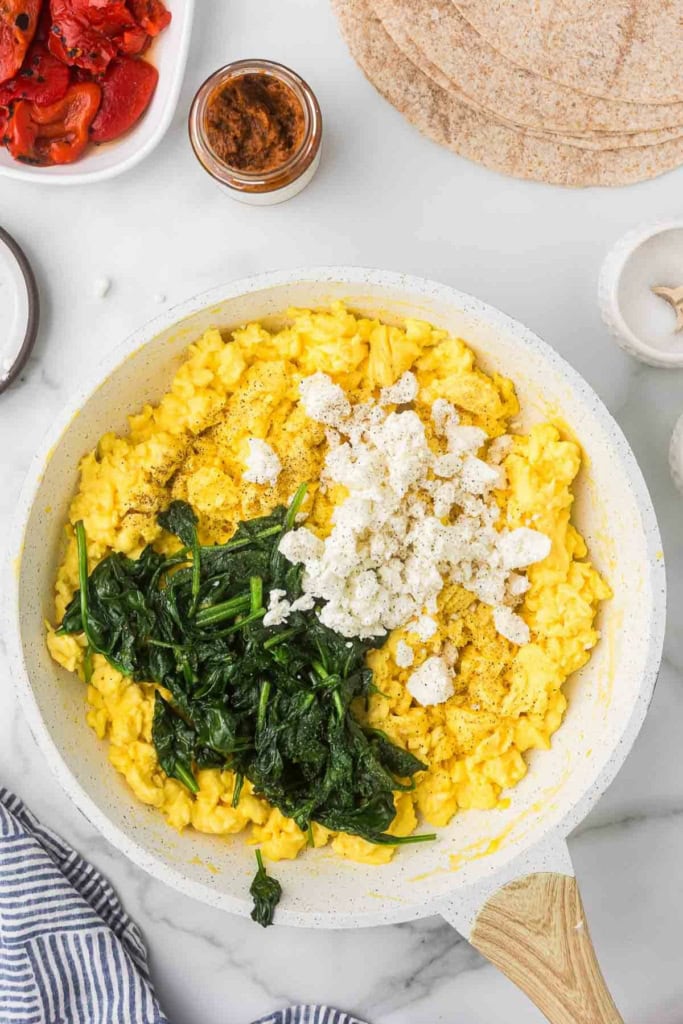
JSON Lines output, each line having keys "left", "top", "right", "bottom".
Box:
{"left": 1, "top": 1, "right": 683, "bottom": 1021}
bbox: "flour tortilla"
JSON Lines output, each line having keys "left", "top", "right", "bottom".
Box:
{"left": 372, "top": 0, "right": 683, "bottom": 149}
{"left": 371, "top": 0, "right": 683, "bottom": 135}
{"left": 332, "top": 0, "right": 683, "bottom": 186}
{"left": 453, "top": 0, "right": 683, "bottom": 105}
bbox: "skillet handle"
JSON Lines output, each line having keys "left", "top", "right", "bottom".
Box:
{"left": 470, "top": 872, "right": 623, "bottom": 1024}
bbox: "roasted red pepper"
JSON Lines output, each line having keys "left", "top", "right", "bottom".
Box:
{"left": 0, "top": 0, "right": 41, "bottom": 83}
{"left": 0, "top": 42, "right": 69, "bottom": 105}
{"left": 48, "top": 16, "right": 115, "bottom": 73}
{"left": 117, "top": 23, "right": 148, "bottom": 55}
{"left": 127, "top": 0, "right": 170, "bottom": 37}
{"left": 0, "top": 0, "right": 169, "bottom": 165}
{"left": 6, "top": 79, "right": 100, "bottom": 163}
{"left": 34, "top": 0, "right": 53, "bottom": 42}
{"left": 48, "top": 0, "right": 143, "bottom": 73}
{"left": 90, "top": 53, "right": 156, "bottom": 143}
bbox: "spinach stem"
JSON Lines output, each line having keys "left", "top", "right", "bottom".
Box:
{"left": 284, "top": 483, "right": 308, "bottom": 531}
{"left": 263, "top": 627, "right": 299, "bottom": 650}
{"left": 232, "top": 772, "right": 244, "bottom": 808}
{"left": 83, "top": 645, "right": 93, "bottom": 685}
{"left": 147, "top": 638, "right": 191, "bottom": 650}
{"left": 214, "top": 607, "right": 266, "bottom": 636}
{"left": 250, "top": 576, "right": 263, "bottom": 614}
{"left": 189, "top": 533, "right": 201, "bottom": 616}
{"left": 212, "top": 525, "right": 282, "bottom": 552}
{"left": 74, "top": 521, "right": 128, "bottom": 677}
{"left": 332, "top": 690, "right": 344, "bottom": 719}
{"left": 307, "top": 823, "right": 315, "bottom": 847}
{"left": 160, "top": 550, "right": 189, "bottom": 568}
{"left": 257, "top": 680, "right": 270, "bottom": 733}
{"left": 387, "top": 832, "right": 437, "bottom": 845}
{"left": 311, "top": 659, "right": 328, "bottom": 679}
{"left": 255, "top": 848, "right": 265, "bottom": 875}
{"left": 177, "top": 651, "right": 195, "bottom": 687}
{"left": 175, "top": 762, "right": 200, "bottom": 794}
{"left": 196, "top": 593, "right": 251, "bottom": 626}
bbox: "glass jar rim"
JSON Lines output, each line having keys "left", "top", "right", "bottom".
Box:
{"left": 188, "top": 59, "right": 322, "bottom": 193}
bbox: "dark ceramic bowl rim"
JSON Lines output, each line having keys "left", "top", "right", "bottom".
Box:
{"left": 0, "top": 226, "right": 39, "bottom": 395}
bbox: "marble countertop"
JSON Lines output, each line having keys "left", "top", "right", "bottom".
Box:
{"left": 1, "top": 2, "right": 683, "bottom": 1021}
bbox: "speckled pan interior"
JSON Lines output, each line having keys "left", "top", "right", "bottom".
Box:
{"left": 5, "top": 269, "right": 665, "bottom": 929}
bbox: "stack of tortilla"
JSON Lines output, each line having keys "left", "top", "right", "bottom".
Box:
{"left": 331, "top": 0, "right": 683, "bottom": 186}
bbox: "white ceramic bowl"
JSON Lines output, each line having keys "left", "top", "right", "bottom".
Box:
{"left": 0, "top": 0, "right": 194, "bottom": 186}
{"left": 599, "top": 220, "right": 683, "bottom": 368}
{"left": 5, "top": 269, "right": 665, "bottom": 932}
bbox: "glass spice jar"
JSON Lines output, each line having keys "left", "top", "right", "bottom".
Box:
{"left": 188, "top": 59, "right": 323, "bottom": 206}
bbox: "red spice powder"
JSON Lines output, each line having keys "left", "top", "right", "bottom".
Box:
{"left": 205, "top": 72, "right": 306, "bottom": 173}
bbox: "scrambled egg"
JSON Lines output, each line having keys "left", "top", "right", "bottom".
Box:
{"left": 47, "top": 304, "right": 610, "bottom": 865}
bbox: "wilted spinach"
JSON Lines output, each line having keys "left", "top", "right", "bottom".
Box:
{"left": 58, "top": 484, "right": 436, "bottom": 922}
{"left": 250, "top": 850, "right": 282, "bottom": 927}
{"left": 152, "top": 692, "right": 200, "bottom": 794}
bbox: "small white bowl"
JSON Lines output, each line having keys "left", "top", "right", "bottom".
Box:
{"left": 599, "top": 220, "right": 683, "bottom": 368}
{"left": 0, "top": 0, "right": 194, "bottom": 186}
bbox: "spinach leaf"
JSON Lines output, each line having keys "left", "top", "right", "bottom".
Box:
{"left": 157, "top": 500, "right": 198, "bottom": 548}
{"left": 249, "top": 850, "right": 282, "bottom": 928}
{"left": 367, "top": 729, "right": 428, "bottom": 780}
{"left": 58, "top": 521, "right": 160, "bottom": 678}
{"left": 194, "top": 702, "right": 242, "bottom": 755}
{"left": 151, "top": 693, "right": 199, "bottom": 794}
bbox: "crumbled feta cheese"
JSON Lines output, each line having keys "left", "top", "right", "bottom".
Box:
{"left": 432, "top": 399, "right": 486, "bottom": 457}
{"left": 432, "top": 453, "right": 463, "bottom": 479}
{"left": 507, "top": 572, "right": 531, "bottom": 598}
{"left": 446, "top": 425, "right": 488, "bottom": 455}
{"left": 284, "top": 376, "right": 540, "bottom": 643}
{"left": 299, "top": 372, "right": 351, "bottom": 427}
{"left": 487, "top": 435, "right": 513, "bottom": 464}
{"left": 263, "top": 589, "right": 291, "bottom": 627}
{"left": 431, "top": 481, "right": 458, "bottom": 518}
{"left": 379, "top": 371, "right": 418, "bottom": 406}
{"left": 243, "top": 438, "right": 281, "bottom": 486}
{"left": 412, "top": 615, "right": 437, "bottom": 640}
{"left": 407, "top": 656, "right": 455, "bottom": 706}
{"left": 278, "top": 527, "right": 324, "bottom": 564}
{"left": 442, "top": 641, "right": 459, "bottom": 668}
{"left": 394, "top": 639, "right": 414, "bottom": 668}
{"left": 493, "top": 605, "right": 531, "bottom": 645}
{"left": 431, "top": 398, "right": 459, "bottom": 435}
{"left": 382, "top": 411, "right": 429, "bottom": 497}
{"left": 489, "top": 464, "right": 507, "bottom": 490}
{"left": 498, "top": 527, "right": 552, "bottom": 570}
{"left": 290, "top": 593, "right": 316, "bottom": 612}
{"left": 93, "top": 276, "right": 111, "bottom": 298}
{"left": 460, "top": 456, "right": 500, "bottom": 494}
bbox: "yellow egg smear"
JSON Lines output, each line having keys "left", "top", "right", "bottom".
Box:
{"left": 47, "top": 304, "right": 611, "bottom": 865}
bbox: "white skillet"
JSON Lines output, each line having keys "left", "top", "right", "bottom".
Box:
{"left": 4, "top": 269, "right": 665, "bottom": 1023}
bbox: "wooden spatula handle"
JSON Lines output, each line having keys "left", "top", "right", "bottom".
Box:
{"left": 470, "top": 873, "right": 623, "bottom": 1024}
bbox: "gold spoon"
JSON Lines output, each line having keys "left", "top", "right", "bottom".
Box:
{"left": 651, "top": 284, "right": 683, "bottom": 332}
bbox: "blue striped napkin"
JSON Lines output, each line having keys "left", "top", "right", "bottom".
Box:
{"left": 0, "top": 789, "right": 368, "bottom": 1024}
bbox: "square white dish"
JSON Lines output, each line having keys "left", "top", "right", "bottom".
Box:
{"left": 0, "top": 0, "right": 194, "bottom": 185}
